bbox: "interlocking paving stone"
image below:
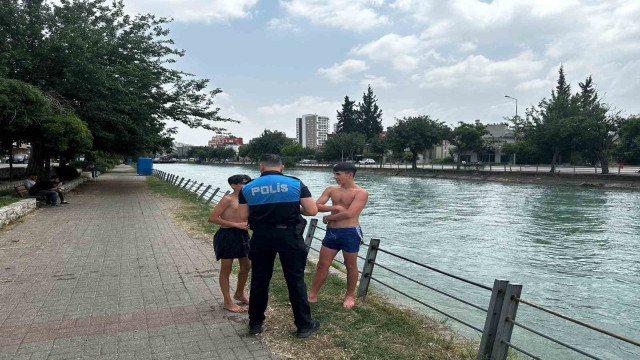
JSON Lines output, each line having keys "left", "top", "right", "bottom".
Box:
{"left": 0, "top": 166, "right": 276, "bottom": 359}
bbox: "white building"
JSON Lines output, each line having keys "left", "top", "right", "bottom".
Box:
{"left": 295, "top": 114, "right": 329, "bottom": 149}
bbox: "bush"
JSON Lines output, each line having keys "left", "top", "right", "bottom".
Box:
{"left": 432, "top": 157, "right": 455, "bottom": 164}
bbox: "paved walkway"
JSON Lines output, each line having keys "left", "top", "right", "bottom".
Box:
{"left": 0, "top": 166, "right": 273, "bottom": 360}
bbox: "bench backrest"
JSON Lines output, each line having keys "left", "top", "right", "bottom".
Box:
{"left": 15, "top": 186, "right": 29, "bottom": 198}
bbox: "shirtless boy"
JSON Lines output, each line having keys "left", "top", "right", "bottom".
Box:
{"left": 208, "top": 174, "right": 252, "bottom": 313}
{"left": 308, "top": 162, "right": 368, "bottom": 308}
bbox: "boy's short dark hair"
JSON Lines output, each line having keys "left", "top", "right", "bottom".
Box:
{"left": 333, "top": 162, "right": 357, "bottom": 176}
{"left": 260, "top": 154, "right": 282, "bottom": 166}
{"left": 29, "top": 173, "right": 38, "bottom": 177}
{"left": 49, "top": 175, "right": 57, "bottom": 179}
{"left": 228, "top": 174, "right": 251, "bottom": 185}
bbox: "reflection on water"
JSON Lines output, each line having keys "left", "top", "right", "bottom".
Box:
{"left": 156, "top": 163, "right": 640, "bottom": 359}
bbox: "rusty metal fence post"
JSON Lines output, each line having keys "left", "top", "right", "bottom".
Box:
{"left": 490, "top": 283, "right": 523, "bottom": 360}
{"left": 357, "top": 238, "right": 380, "bottom": 298}
{"left": 304, "top": 218, "right": 318, "bottom": 251}
{"left": 477, "top": 279, "right": 509, "bottom": 359}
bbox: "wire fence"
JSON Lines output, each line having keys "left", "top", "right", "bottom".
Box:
{"left": 303, "top": 217, "right": 640, "bottom": 360}
{"left": 153, "top": 169, "right": 640, "bottom": 360}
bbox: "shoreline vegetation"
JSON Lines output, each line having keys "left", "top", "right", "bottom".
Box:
{"left": 168, "top": 161, "right": 640, "bottom": 190}
{"left": 145, "top": 176, "right": 487, "bottom": 359}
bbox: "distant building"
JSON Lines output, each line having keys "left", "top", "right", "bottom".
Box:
{"left": 453, "top": 120, "right": 517, "bottom": 163}
{"left": 333, "top": 122, "right": 339, "bottom": 134}
{"left": 172, "top": 142, "right": 194, "bottom": 158}
{"left": 208, "top": 135, "right": 243, "bottom": 147}
{"left": 295, "top": 114, "right": 329, "bottom": 149}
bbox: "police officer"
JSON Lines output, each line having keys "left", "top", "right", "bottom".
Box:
{"left": 238, "top": 154, "right": 320, "bottom": 337}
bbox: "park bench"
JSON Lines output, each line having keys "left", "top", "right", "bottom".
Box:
{"left": 14, "top": 186, "right": 48, "bottom": 207}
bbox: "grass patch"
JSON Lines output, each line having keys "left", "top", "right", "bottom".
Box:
{"left": 146, "top": 176, "right": 220, "bottom": 238}
{"left": 0, "top": 197, "right": 21, "bottom": 207}
{"left": 143, "top": 175, "right": 487, "bottom": 360}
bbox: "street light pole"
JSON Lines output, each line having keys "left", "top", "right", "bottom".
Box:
{"left": 504, "top": 95, "right": 518, "bottom": 118}
{"left": 504, "top": 95, "right": 518, "bottom": 165}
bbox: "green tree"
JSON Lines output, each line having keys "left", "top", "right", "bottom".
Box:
{"left": 615, "top": 116, "right": 640, "bottom": 164}
{"left": 0, "top": 0, "right": 232, "bottom": 172}
{"left": 0, "top": 77, "right": 50, "bottom": 179}
{"left": 244, "top": 130, "right": 293, "bottom": 162}
{"left": 500, "top": 143, "right": 518, "bottom": 164}
{"left": 514, "top": 66, "right": 580, "bottom": 172}
{"left": 367, "top": 135, "right": 388, "bottom": 168}
{"left": 573, "top": 76, "right": 619, "bottom": 173}
{"left": 42, "top": 112, "right": 93, "bottom": 166}
{"left": 336, "top": 96, "right": 358, "bottom": 133}
{"left": 322, "top": 133, "right": 366, "bottom": 161}
{"left": 385, "top": 115, "right": 450, "bottom": 169}
{"left": 450, "top": 122, "right": 488, "bottom": 169}
{"left": 357, "top": 85, "right": 383, "bottom": 140}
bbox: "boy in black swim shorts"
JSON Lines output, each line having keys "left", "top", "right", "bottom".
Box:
{"left": 208, "top": 174, "right": 252, "bottom": 313}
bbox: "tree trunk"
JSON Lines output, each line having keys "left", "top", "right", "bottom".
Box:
{"left": 600, "top": 151, "right": 609, "bottom": 174}
{"left": 26, "top": 140, "right": 46, "bottom": 175}
{"left": 411, "top": 151, "right": 417, "bottom": 170}
{"left": 456, "top": 151, "right": 461, "bottom": 170}
{"left": 550, "top": 148, "right": 561, "bottom": 173}
{"left": 8, "top": 141, "right": 13, "bottom": 181}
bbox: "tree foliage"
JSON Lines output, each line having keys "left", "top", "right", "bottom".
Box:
{"left": 322, "top": 133, "right": 366, "bottom": 161}
{"left": 386, "top": 115, "right": 450, "bottom": 169}
{"left": 242, "top": 130, "right": 293, "bottom": 162}
{"left": 0, "top": 0, "right": 231, "bottom": 172}
{"left": 450, "top": 122, "right": 488, "bottom": 169}
{"left": 615, "top": 116, "right": 640, "bottom": 164}
{"left": 357, "top": 85, "right": 383, "bottom": 140}
{"left": 336, "top": 96, "right": 358, "bottom": 134}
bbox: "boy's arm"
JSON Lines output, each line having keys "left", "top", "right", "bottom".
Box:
{"left": 323, "top": 190, "right": 368, "bottom": 221}
{"left": 316, "top": 187, "right": 345, "bottom": 213}
{"left": 208, "top": 197, "right": 245, "bottom": 229}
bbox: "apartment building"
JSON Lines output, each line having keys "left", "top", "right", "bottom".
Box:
{"left": 295, "top": 114, "right": 329, "bottom": 149}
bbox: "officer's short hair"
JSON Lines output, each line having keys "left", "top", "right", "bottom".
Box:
{"left": 228, "top": 174, "right": 251, "bottom": 185}
{"left": 333, "top": 162, "right": 357, "bottom": 176}
{"left": 260, "top": 154, "right": 282, "bottom": 166}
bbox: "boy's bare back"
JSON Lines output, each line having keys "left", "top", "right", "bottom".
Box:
{"left": 210, "top": 194, "right": 247, "bottom": 229}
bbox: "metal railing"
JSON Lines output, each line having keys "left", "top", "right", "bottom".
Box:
{"left": 153, "top": 168, "right": 639, "bottom": 359}
{"left": 303, "top": 218, "right": 640, "bottom": 360}
{"left": 152, "top": 169, "right": 230, "bottom": 205}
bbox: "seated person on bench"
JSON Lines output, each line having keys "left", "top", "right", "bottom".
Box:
{"left": 27, "top": 174, "right": 60, "bottom": 207}
{"left": 50, "top": 176, "right": 69, "bottom": 204}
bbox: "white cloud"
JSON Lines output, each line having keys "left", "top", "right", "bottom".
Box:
{"left": 318, "top": 59, "right": 369, "bottom": 82}
{"left": 281, "top": 0, "right": 390, "bottom": 31}
{"left": 361, "top": 74, "right": 395, "bottom": 89}
{"left": 458, "top": 41, "right": 477, "bottom": 53}
{"left": 267, "top": 18, "right": 300, "bottom": 32}
{"left": 124, "top": 0, "right": 259, "bottom": 23}
{"left": 351, "top": 33, "right": 427, "bottom": 71}
{"left": 416, "top": 51, "right": 544, "bottom": 88}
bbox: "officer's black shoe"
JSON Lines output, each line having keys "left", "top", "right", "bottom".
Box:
{"left": 249, "top": 324, "right": 263, "bottom": 335}
{"left": 296, "top": 320, "right": 320, "bottom": 338}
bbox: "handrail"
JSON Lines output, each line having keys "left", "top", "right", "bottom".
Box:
{"left": 507, "top": 318, "right": 603, "bottom": 360}
{"left": 371, "top": 260, "right": 488, "bottom": 313}
{"left": 369, "top": 275, "right": 484, "bottom": 333}
{"left": 376, "top": 247, "right": 493, "bottom": 291}
{"left": 515, "top": 296, "right": 640, "bottom": 348}
{"left": 501, "top": 340, "right": 542, "bottom": 360}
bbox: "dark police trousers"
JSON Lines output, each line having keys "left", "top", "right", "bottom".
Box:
{"left": 248, "top": 228, "right": 312, "bottom": 330}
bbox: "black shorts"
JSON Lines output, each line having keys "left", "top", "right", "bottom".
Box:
{"left": 213, "top": 227, "right": 250, "bottom": 260}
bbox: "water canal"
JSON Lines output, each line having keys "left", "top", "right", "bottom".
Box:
{"left": 154, "top": 163, "right": 640, "bottom": 359}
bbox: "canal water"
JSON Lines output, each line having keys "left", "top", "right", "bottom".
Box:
{"left": 154, "top": 163, "right": 640, "bottom": 359}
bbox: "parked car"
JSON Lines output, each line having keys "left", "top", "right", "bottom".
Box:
{"left": 358, "top": 158, "right": 376, "bottom": 164}
{"left": 10, "top": 154, "right": 28, "bottom": 163}
{"left": 299, "top": 159, "right": 318, "bottom": 164}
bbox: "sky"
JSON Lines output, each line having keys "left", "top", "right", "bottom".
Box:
{"left": 122, "top": 0, "right": 640, "bottom": 146}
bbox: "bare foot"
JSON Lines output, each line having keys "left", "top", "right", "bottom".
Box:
{"left": 224, "top": 302, "right": 247, "bottom": 313}
{"left": 307, "top": 292, "right": 318, "bottom": 303}
{"left": 234, "top": 294, "right": 250, "bottom": 305}
{"left": 343, "top": 295, "right": 355, "bottom": 309}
